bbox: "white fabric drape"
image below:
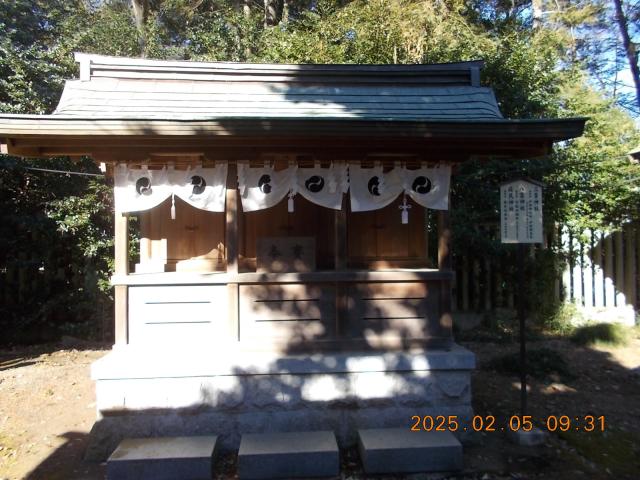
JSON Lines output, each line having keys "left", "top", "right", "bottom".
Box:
{"left": 237, "top": 163, "right": 297, "bottom": 212}
{"left": 295, "top": 163, "right": 349, "bottom": 210}
{"left": 349, "top": 165, "right": 404, "bottom": 212}
{"left": 114, "top": 164, "right": 227, "bottom": 213}
{"left": 171, "top": 164, "right": 228, "bottom": 212}
{"left": 114, "top": 165, "right": 173, "bottom": 213}
{"left": 115, "top": 162, "right": 450, "bottom": 214}
{"left": 349, "top": 164, "right": 451, "bottom": 212}
{"left": 402, "top": 165, "right": 451, "bottom": 210}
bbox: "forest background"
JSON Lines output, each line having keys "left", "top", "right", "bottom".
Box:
{"left": 0, "top": 0, "right": 639, "bottom": 343}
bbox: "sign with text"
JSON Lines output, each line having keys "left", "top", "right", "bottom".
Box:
{"left": 500, "top": 179, "right": 543, "bottom": 244}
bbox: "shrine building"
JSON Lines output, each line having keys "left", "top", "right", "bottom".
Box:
{"left": 0, "top": 54, "right": 585, "bottom": 457}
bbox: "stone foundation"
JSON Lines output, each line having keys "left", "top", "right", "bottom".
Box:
{"left": 86, "top": 345, "right": 475, "bottom": 461}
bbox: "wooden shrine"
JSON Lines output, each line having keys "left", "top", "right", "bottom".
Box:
{"left": 0, "top": 54, "right": 585, "bottom": 456}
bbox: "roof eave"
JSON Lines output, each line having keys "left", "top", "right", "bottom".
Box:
{"left": 0, "top": 116, "right": 587, "bottom": 160}
{"left": 0, "top": 115, "right": 587, "bottom": 138}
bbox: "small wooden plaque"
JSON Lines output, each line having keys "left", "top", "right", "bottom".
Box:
{"left": 257, "top": 237, "right": 316, "bottom": 273}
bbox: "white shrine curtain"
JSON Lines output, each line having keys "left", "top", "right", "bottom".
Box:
{"left": 294, "top": 163, "right": 349, "bottom": 210}
{"left": 171, "top": 164, "right": 228, "bottom": 212}
{"left": 237, "top": 163, "right": 297, "bottom": 212}
{"left": 114, "top": 165, "right": 173, "bottom": 213}
{"left": 349, "top": 164, "right": 451, "bottom": 212}
{"left": 402, "top": 165, "right": 451, "bottom": 210}
{"left": 114, "top": 164, "right": 227, "bottom": 213}
{"left": 348, "top": 165, "right": 404, "bottom": 212}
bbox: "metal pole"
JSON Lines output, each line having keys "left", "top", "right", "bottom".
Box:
{"left": 518, "top": 242, "right": 527, "bottom": 416}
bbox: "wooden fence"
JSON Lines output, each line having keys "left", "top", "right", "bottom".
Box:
{"left": 452, "top": 223, "right": 639, "bottom": 325}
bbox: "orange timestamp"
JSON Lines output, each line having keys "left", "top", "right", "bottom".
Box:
{"left": 410, "top": 415, "right": 606, "bottom": 433}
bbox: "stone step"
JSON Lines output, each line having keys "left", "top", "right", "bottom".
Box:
{"left": 107, "top": 435, "right": 218, "bottom": 480}
{"left": 238, "top": 430, "right": 339, "bottom": 479}
{"left": 357, "top": 427, "right": 463, "bottom": 474}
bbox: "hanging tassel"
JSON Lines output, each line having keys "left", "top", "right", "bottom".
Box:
{"left": 288, "top": 190, "right": 295, "bottom": 213}
{"left": 399, "top": 194, "right": 411, "bottom": 224}
{"left": 171, "top": 193, "right": 176, "bottom": 220}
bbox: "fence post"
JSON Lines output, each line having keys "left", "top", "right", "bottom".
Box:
{"left": 624, "top": 224, "right": 636, "bottom": 308}
{"left": 604, "top": 233, "right": 615, "bottom": 307}
{"left": 572, "top": 231, "right": 584, "bottom": 306}
{"left": 614, "top": 230, "right": 625, "bottom": 307}
{"left": 593, "top": 230, "right": 605, "bottom": 308}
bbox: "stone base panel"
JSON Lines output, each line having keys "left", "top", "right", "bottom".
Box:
{"left": 87, "top": 345, "right": 475, "bottom": 461}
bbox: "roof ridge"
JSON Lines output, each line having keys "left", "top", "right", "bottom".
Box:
{"left": 74, "top": 53, "right": 484, "bottom": 86}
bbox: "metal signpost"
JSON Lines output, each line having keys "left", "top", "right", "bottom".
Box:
{"left": 500, "top": 179, "right": 543, "bottom": 416}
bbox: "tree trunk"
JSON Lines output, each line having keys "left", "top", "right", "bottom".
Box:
{"left": 531, "top": 0, "right": 543, "bottom": 29}
{"left": 264, "top": 0, "right": 277, "bottom": 27}
{"left": 131, "top": 0, "right": 149, "bottom": 56}
{"left": 613, "top": 0, "right": 640, "bottom": 109}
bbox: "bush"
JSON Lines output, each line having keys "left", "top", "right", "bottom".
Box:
{"left": 571, "top": 322, "right": 630, "bottom": 347}
{"left": 543, "top": 302, "right": 580, "bottom": 336}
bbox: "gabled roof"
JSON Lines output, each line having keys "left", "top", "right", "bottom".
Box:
{"left": 0, "top": 53, "right": 586, "bottom": 161}
{"left": 57, "top": 54, "right": 501, "bottom": 121}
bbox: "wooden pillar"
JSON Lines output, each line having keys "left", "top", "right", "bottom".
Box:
{"left": 334, "top": 194, "right": 348, "bottom": 338}
{"left": 226, "top": 163, "right": 239, "bottom": 275}
{"left": 334, "top": 195, "right": 347, "bottom": 270}
{"left": 114, "top": 211, "right": 129, "bottom": 346}
{"left": 226, "top": 163, "right": 240, "bottom": 340}
{"left": 437, "top": 208, "right": 453, "bottom": 341}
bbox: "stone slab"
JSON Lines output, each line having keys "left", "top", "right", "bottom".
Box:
{"left": 238, "top": 430, "right": 339, "bottom": 479}
{"left": 107, "top": 436, "right": 217, "bottom": 480}
{"left": 509, "top": 427, "right": 547, "bottom": 446}
{"left": 358, "top": 428, "right": 462, "bottom": 474}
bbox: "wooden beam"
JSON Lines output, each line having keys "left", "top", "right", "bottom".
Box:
{"left": 228, "top": 282, "right": 240, "bottom": 341}
{"left": 114, "top": 212, "right": 129, "bottom": 275}
{"left": 225, "top": 163, "right": 239, "bottom": 274}
{"left": 114, "top": 212, "right": 129, "bottom": 346}
{"left": 334, "top": 194, "right": 347, "bottom": 270}
{"left": 437, "top": 209, "right": 452, "bottom": 270}
{"left": 437, "top": 206, "right": 453, "bottom": 342}
{"left": 225, "top": 164, "right": 240, "bottom": 341}
{"left": 9, "top": 135, "right": 552, "bottom": 161}
{"left": 114, "top": 285, "right": 128, "bottom": 346}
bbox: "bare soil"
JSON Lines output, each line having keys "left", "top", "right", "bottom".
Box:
{"left": 0, "top": 335, "right": 639, "bottom": 480}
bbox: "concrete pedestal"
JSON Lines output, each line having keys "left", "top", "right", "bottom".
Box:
{"left": 358, "top": 428, "right": 463, "bottom": 474}
{"left": 107, "top": 436, "right": 217, "bottom": 480}
{"left": 238, "top": 431, "right": 338, "bottom": 479}
{"left": 87, "top": 345, "right": 475, "bottom": 462}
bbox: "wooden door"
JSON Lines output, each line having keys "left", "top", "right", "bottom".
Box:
{"left": 241, "top": 196, "right": 335, "bottom": 270}
{"left": 347, "top": 196, "right": 428, "bottom": 268}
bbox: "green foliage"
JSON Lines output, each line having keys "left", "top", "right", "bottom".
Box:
{"left": 255, "top": 0, "right": 493, "bottom": 64}
{"left": 571, "top": 322, "right": 631, "bottom": 346}
{"left": 0, "top": 155, "right": 113, "bottom": 343}
{"left": 487, "top": 347, "right": 575, "bottom": 380}
{"left": 543, "top": 303, "right": 580, "bottom": 336}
